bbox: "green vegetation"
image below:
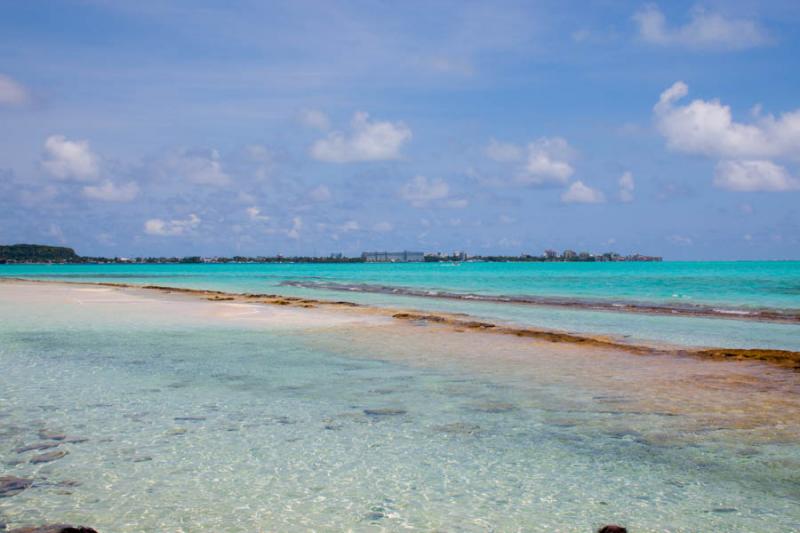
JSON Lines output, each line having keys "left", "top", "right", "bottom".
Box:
{"left": 0, "top": 243, "right": 662, "bottom": 264}
{"left": 0, "top": 244, "right": 80, "bottom": 263}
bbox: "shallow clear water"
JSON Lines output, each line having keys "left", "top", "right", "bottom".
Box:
{"left": 1, "top": 284, "right": 799, "bottom": 532}
{"left": 2, "top": 262, "right": 799, "bottom": 350}
{"left": 3, "top": 261, "right": 800, "bottom": 309}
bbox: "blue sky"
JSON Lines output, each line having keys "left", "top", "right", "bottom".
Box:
{"left": 1, "top": 0, "right": 799, "bottom": 259}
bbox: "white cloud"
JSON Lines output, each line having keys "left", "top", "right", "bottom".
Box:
{"left": 308, "top": 184, "right": 332, "bottom": 202}
{"left": 82, "top": 180, "right": 139, "bottom": 202}
{"left": 714, "top": 160, "right": 800, "bottom": 192}
{"left": 485, "top": 139, "right": 523, "bottom": 162}
{"left": 299, "top": 109, "right": 330, "bottom": 131}
{"left": 164, "top": 148, "right": 230, "bottom": 186}
{"left": 311, "top": 112, "right": 412, "bottom": 163}
{"left": 618, "top": 171, "right": 635, "bottom": 202}
{"left": 42, "top": 135, "right": 100, "bottom": 182}
{"left": 399, "top": 175, "right": 450, "bottom": 207}
{"left": 144, "top": 214, "right": 200, "bottom": 236}
{"left": 561, "top": 181, "right": 605, "bottom": 204}
{"left": 633, "top": 4, "right": 769, "bottom": 50}
{"left": 486, "top": 137, "right": 576, "bottom": 186}
{"left": 519, "top": 137, "right": 575, "bottom": 185}
{"left": 245, "top": 206, "right": 270, "bottom": 221}
{"left": 0, "top": 74, "right": 29, "bottom": 106}
{"left": 654, "top": 81, "right": 800, "bottom": 160}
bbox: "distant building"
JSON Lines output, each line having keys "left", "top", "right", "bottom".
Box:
{"left": 329, "top": 252, "right": 343, "bottom": 259}
{"left": 544, "top": 249, "right": 558, "bottom": 259}
{"left": 562, "top": 249, "right": 577, "bottom": 260}
{"left": 452, "top": 251, "right": 467, "bottom": 261}
{"left": 362, "top": 251, "right": 425, "bottom": 262}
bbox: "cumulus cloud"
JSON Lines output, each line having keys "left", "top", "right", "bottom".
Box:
{"left": 521, "top": 137, "right": 575, "bottom": 185}
{"left": 42, "top": 135, "right": 100, "bottom": 182}
{"left": 144, "top": 214, "right": 201, "bottom": 236}
{"left": 633, "top": 4, "right": 769, "bottom": 50}
{"left": 399, "top": 175, "right": 450, "bottom": 207}
{"left": 163, "top": 148, "right": 230, "bottom": 186}
{"left": 714, "top": 160, "right": 800, "bottom": 192}
{"left": 654, "top": 81, "right": 800, "bottom": 159}
{"left": 311, "top": 112, "right": 412, "bottom": 163}
{"left": 654, "top": 82, "right": 800, "bottom": 193}
{"left": 618, "top": 171, "right": 635, "bottom": 202}
{"left": 245, "top": 206, "right": 270, "bottom": 221}
{"left": 488, "top": 137, "right": 576, "bottom": 186}
{"left": 299, "top": 109, "right": 330, "bottom": 131}
{"left": 485, "top": 139, "right": 523, "bottom": 162}
{"left": 308, "top": 184, "right": 332, "bottom": 202}
{"left": 82, "top": 180, "right": 139, "bottom": 202}
{"left": 0, "top": 74, "right": 30, "bottom": 106}
{"left": 561, "top": 181, "right": 605, "bottom": 204}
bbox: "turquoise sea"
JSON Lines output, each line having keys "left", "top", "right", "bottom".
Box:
{"left": 1, "top": 261, "right": 799, "bottom": 350}
{"left": 1, "top": 263, "right": 799, "bottom": 531}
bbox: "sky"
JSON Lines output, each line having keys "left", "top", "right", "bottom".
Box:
{"left": 1, "top": 0, "right": 799, "bottom": 260}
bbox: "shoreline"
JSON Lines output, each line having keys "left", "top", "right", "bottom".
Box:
{"left": 3, "top": 277, "right": 799, "bottom": 371}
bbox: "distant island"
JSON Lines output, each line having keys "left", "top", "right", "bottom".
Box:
{"left": 0, "top": 244, "right": 662, "bottom": 264}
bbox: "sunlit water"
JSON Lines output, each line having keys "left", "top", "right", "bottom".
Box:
{"left": 2, "top": 262, "right": 799, "bottom": 350}
{"left": 1, "top": 284, "right": 799, "bottom": 532}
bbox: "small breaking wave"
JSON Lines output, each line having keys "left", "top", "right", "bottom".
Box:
{"left": 280, "top": 280, "right": 800, "bottom": 324}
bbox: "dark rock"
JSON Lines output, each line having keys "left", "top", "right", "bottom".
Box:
{"left": 363, "top": 408, "right": 407, "bottom": 417}
{"left": 30, "top": 450, "right": 68, "bottom": 464}
{"left": 15, "top": 442, "right": 61, "bottom": 454}
{"left": 8, "top": 525, "right": 98, "bottom": 533}
{"left": 711, "top": 508, "right": 738, "bottom": 513}
{"left": 0, "top": 476, "right": 33, "bottom": 497}
{"left": 598, "top": 526, "right": 627, "bottom": 533}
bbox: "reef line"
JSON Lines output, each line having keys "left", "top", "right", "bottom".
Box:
{"left": 3, "top": 277, "right": 799, "bottom": 371}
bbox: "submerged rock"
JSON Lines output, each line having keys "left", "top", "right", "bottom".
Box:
{"left": 37, "top": 431, "right": 66, "bottom": 441}
{"left": 15, "top": 442, "right": 60, "bottom": 454}
{"left": 29, "top": 450, "right": 68, "bottom": 464}
{"left": 363, "top": 408, "right": 407, "bottom": 417}
{"left": 8, "top": 526, "right": 98, "bottom": 533}
{"left": 0, "top": 476, "right": 33, "bottom": 498}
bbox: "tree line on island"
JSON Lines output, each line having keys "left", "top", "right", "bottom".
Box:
{"left": 0, "top": 244, "right": 662, "bottom": 264}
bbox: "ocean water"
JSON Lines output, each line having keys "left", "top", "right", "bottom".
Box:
{"left": 1, "top": 262, "right": 799, "bottom": 350}
{"left": 1, "top": 283, "right": 799, "bottom": 532}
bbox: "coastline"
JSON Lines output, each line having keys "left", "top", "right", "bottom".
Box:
{"left": 4, "top": 277, "right": 799, "bottom": 371}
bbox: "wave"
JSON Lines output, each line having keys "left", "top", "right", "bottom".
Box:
{"left": 280, "top": 280, "right": 800, "bottom": 324}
